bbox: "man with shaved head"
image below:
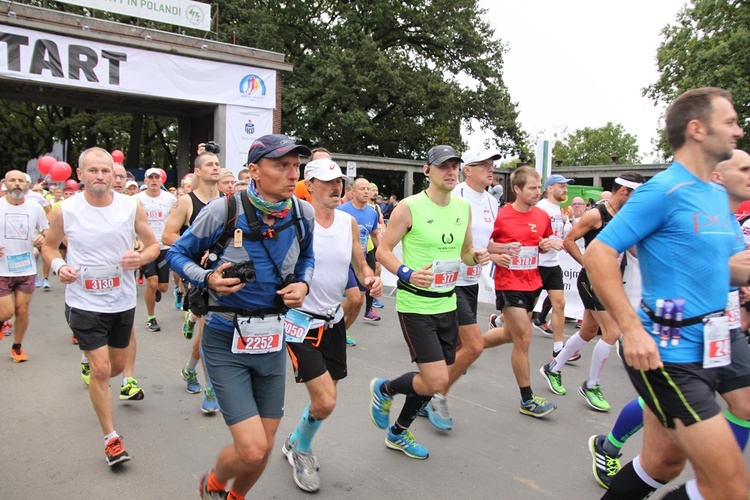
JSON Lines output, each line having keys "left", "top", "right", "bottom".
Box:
{"left": 0, "top": 170, "right": 48, "bottom": 363}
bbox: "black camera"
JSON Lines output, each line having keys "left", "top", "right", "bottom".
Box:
{"left": 204, "top": 141, "right": 221, "bottom": 154}
{"left": 223, "top": 260, "right": 256, "bottom": 283}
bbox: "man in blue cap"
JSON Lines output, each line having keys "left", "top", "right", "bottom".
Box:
{"left": 167, "top": 134, "right": 315, "bottom": 500}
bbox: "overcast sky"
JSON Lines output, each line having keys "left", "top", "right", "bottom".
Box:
{"left": 466, "top": 0, "right": 689, "bottom": 162}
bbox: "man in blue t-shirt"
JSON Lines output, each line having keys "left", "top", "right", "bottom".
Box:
{"left": 338, "top": 177, "right": 381, "bottom": 324}
{"left": 585, "top": 88, "right": 749, "bottom": 499}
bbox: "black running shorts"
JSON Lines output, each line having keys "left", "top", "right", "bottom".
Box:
{"left": 286, "top": 318, "right": 348, "bottom": 383}
{"left": 398, "top": 310, "right": 458, "bottom": 365}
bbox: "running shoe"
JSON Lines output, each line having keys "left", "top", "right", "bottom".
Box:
{"left": 532, "top": 320, "right": 554, "bottom": 336}
{"left": 282, "top": 434, "right": 320, "bottom": 470}
{"left": 426, "top": 394, "right": 452, "bottom": 430}
{"left": 369, "top": 378, "right": 392, "bottom": 429}
{"left": 42, "top": 278, "right": 50, "bottom": 290}
{"left": 181, "top": 364, "right": 202, "bottom": 394}
{"left": 579, "top": 383, "right": 611, "bottom": 412}
{"left": 155, "top": 290, "right": 162, "bottom": 303}
{"left": 146, "top": 318, "right": 161, "bottom": 332}
{"left": 282, "top": 434, "right": 320, "bottom": 492}
{"left": 488, "top": 313, "right": 503, "bottom": 329}
{"left": 81, "top": 360, "right": 90, "bottom": 386}
{"left": 198, "top": 470, "right": 227, "bottom": 499}
{"left": 137, "top": 272, "right": 144, "bottom": 285}
{"left": 104, "top": 436, "right": 131, "bottom": 467}
{"left": 174, "top": 288, "right": 183, "bottom": 309}
{"left": 119, "top": 377, "right": 145, "bottom": 400}
{"left": 2, "top": 321, "right": 12, "bottom": 336}
{"left": 372, "top": 298, "right": 385, "bottom": 309}
{"left": 183, "top": 313, "right": 196, "bottom": 340}
{"left": 588, "top": 434, "right": 622, "bottom": 489}
{"left": 10, "top": 346, "right": 28, "bottom": 363}
{"left": 363, "top": 310, "right": 381, "bottom": 321}
{"left": 553, "top": 348, "right": 581, "bottom": 363}
{"left": 385, "top": 427, "right": 429, "bottom": 459}
{"left": 539, "top": 363, "right": 566, "bottom": 395}
{"left": 345, "top": 332, "right": 357, "bottom": 346}
{"left": 202, "top": 386, "right": 220, "bottom": 414}
{"left": 519, "top": 394, "right": 557, "bottom": 418}
{"left": 35, "top": 275, "right": 41, "bottom": 288}
{"left": 576, "top": 319, "right": 582, "bottom": 329}
{"left": 71, "top": 334, "right": 78, "bottom": 345}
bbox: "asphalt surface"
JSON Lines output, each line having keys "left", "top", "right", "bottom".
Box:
{"left": 1, "top": 283, "right": 744, "bottom": 499}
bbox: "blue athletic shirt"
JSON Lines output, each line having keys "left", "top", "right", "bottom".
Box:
{"left": 596, "top": 162, "right": 743, "bottom": 363}
{"left": 337, "top": 202, "right": 379, "bottom": 257}
{"left": 166, "top": 192, "right": 315, "bottom": 333}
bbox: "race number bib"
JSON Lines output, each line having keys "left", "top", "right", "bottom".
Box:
{"left": 460, "top": 264, "right": 482, "bottom": 284}
{"left": 7, "top": 252, "right": 33, "bottom": 273}
{"left": 284, "top": 309, "right": 313, "bottom": 344}
{"left": 703, "top": 315, "right": 731, "bottom": 368}
{"left": 509, "top": 246, "right": 539, "bottom": 270}
{"left": 81, "top": 265, "right": 122, "bottom": 295}
{"left": 231, "top": 315, "right": 283, "bottom": 354}
{"left": 726, "top": 290, "right": 741, "bottom": 330}
{"left": 432, "top": 259, "right": 460, "bottom": 289}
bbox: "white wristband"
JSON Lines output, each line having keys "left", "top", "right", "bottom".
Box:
{"left": 51, "top": 258, "right": 67, "bottom": 275}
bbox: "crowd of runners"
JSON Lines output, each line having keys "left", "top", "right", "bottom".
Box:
{"left": 2, "top": 86, "right": 750, "bottom": 499}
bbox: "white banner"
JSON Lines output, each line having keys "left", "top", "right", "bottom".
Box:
{"left": 57, "top": 0, "right": 212, "bottom": 32}
{"left": 0, "top": 25, "right": 276, "bottom": 109}
{"left": 225, "top": 106, "right": 273, "bottom": 175}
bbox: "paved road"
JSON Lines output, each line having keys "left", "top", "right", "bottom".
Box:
{"left": 0, "top": 283, "right": 741, "bottom": 499}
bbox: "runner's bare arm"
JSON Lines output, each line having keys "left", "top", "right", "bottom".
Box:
{"left": 585, "top": 239, "right": 662, "bottom": 371}
{"left": 350, "top": 217, "right": 382, "bottom": 297}
{"left": 460, "top": 211, "right": 489, "bottom": 267}
{"left": 376, "top": 200, "right": 433, "bottom": 288}
{"left": 730, "top": 249, "right": 750, "bottom": 286}
{"left": 162, "top": 194, "right": 189, "bottom": 246}
{"left": 563, "top": 208, "right": 601, "bottom": 266}
{"left": 130, "top": 203, "right": 160, "bottom": 269}
{"left": 41, "top": 208, "right": 76, "bottom": 282}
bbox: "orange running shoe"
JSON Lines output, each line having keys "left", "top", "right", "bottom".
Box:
{"left": 2, "top": 321, "right": 12, "bottom": 336}
{"left": 11, "top": 346, "right": 28, "bottom": 363}
{"left": 105, "top": 436, "right": 131, "bottom": 466}
{"left": 71, "top": 335, "right": 78, "bottom": 345}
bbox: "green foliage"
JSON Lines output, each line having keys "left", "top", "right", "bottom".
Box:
{"left": 645, "top": 0, "right": 750, "bottom": 156}
{"left": 552, "top": 122, "right": 641, "bottom": 166}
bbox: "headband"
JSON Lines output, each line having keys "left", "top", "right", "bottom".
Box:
{"left": 615, "top": 177, "right": 642, "bottom": 190}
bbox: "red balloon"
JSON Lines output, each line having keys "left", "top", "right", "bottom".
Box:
{"left": 65, "top": 179, "right": 79, "bottom": 190}
{"left": 38, "top": 156, "right": 56, "bottom": 175}
{"left": 50, "top": 161, "right": 72, "bottom": 182}
{"left": 159, "top": 168, "right": 167, "bottom": 185}
{"left": 111, "top": 150, "right": 125, "bottom": 163}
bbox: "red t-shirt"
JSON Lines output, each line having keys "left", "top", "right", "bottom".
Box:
{"left": 491, "top": 204, "right": 553, "bottom": 291}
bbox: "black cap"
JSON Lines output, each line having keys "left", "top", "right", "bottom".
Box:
{"left": 427, "top": 145, "right": 462, "bottom": 166}
{"left": 246, "top": 134, "right": 312, "bottom": 165}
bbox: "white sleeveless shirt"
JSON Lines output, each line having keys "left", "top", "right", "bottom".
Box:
{"left": 134, "top": 190, "right": 177, "bottom": 249}
{"left": 62, "top": 192, "right": 138, "bottom": 313}
{"left": 299, "top": 211, "right": 353, "bottom": 329}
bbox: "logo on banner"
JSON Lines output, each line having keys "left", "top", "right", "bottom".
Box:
{"left": 239, "top": 74, "right": 266, "bottom": 98}
{"left": 245, "top": 119, "right": 255, "bottom": 135}
{"left": 186, "top": 5, "right": 206, "bottom": 26}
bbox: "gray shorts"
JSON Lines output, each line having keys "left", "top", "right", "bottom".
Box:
{"left": 717, "top": 329, "right": 750, "bottom": 394}
{"left": 201, "top": 324, "right": 286, "bottom": 426}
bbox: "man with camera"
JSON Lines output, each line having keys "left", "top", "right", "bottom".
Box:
{"left": 281, "top": 158, "right": 382, "bottom": 493}
{"left": 166, "top": 134, "right": 315, "bottom": 500}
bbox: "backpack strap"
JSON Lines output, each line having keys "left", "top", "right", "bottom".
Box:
{"left": 206, "top": 194, "right": 238, "bottom": 267}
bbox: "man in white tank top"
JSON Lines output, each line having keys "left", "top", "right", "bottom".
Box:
{"left": 281, "top": 158, "right": 382, "bottom": 493}
{"left": 134, "top": 167, "right": 177, "bottom": 332}
{"left": 42, "top": 147, "right": 160, "bottom": 467}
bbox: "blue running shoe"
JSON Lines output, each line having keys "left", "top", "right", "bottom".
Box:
{"left": 519, "top": 394, "right": 557, "bottom": 418}
{"left": 426, "top": 394, "right": 452, "bottom": 430}
{"left": 182, "top": 363, "right": 202, "bottom": 394}
{"left": 174, "top": 288, "right": 183, "bottom": 309}
{"left": 372, "top": 298, "right": 385, "bottom": 309}
{"left": 369, "top": 378, "right": 392, "bottom": 429}
{"left": 202, "top": 386, "right": 220, "bottom": 414}
{"left": 385, "top": 427, "right": 429, "bottom": 459}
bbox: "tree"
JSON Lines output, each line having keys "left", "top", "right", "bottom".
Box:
{"left": 218, "top": 0, "right": 525, "bottom": 158}
{"left": 552, "top": 122, "right": 641, "bottom": 166}
{"left": 644, "top": 0, "right": 750, "bottom": 156}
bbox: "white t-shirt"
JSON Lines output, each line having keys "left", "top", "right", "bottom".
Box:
{"left": 535, "top": 198, "right": 565, "bottom": 267}
{"left": 62, "top": 192, "right": 138, "bottom": 313}
{"left": 0, "top": 197, "right": 49, "bottom": 276}
{"left": 452, "top": 182, "right": 498, "bottom": 286}
{"left": 134, "top": 190, "right": 177, "bottom": 249}
{"left": 299, "top": 211, "right": 352, "bottom": 329}
{"left": 26, "top": 190, "right": 50, "bottom": 208}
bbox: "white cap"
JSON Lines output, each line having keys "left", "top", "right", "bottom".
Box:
{"left": 304, "top": 159, "right": 349, "bottom": 182}
{"left": 462, "top": 149, "right": 502, "bottom": 165}
{"left": 24, "top": 173, "right": 32, "bottom": 183}
{"left": 125, "top": 180, "right": 138, "bottom": 189}
{"left": 144, "top": 167, "right": 162, "bottom": 180}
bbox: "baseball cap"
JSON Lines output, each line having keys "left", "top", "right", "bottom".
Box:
{"left": 125, "top": 180, "right": 138, "bottom": 189}
{"left": 427, "top": 145, "right": 461, "bottom": 166}
{"left": 247, "top": 134, "right": 312, "bottom": 165}
{"left": 304, "top": 159, "right": 348, "bottom": 182}
{"left": 144, "top": 167, "right": 162, "bottom": 179}
{"left": 544, "top": 174, "right": 575, "bottom": 188}
{"left": 462, "top": 149, "right": 502, "bottom": 165}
